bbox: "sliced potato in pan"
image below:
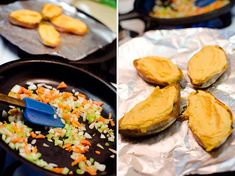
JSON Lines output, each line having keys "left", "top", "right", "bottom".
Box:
{"left": 9, "top": 9, "right": 42, "bottom": 29}
{"left": 134, "top": 56, "right": 182, "bottom": 86}
{"left": 42, "top": 3, "right": 62, "bottom": 20}
{"left": 188, "top": 45, "right": 228, "bottom": 88}
{"left": 51, "top": 15, "right": 88, "bottom": 35}
{"left": 119, "top": 83, "right": 180, "bottom": 137}
{"left": 38, "top": 22, "right": 61, "bottom": 48}
{"left": 183, "top": 91, "right": 233, "bottom": 151}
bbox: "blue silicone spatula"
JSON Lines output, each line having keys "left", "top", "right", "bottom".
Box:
{"left": 0, "top": 93, "right": 64, "bottom": 128}
{"left": 195, "top": 0, "right": 216, "bottom": 8}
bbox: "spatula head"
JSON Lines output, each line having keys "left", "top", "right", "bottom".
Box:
{"left": 195, "top": 0, "right": 216, "bottom": 7}
{"left": 23, "top": 98, "right": 64, "bottom": 128}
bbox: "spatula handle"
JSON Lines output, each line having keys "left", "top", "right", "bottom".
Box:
{"left": 0, "top": 93, "right": 25, "bottom": 108}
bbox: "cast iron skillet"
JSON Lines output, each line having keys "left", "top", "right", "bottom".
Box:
{"left": 0, "top": 60, "right": 116, "bottom": 176}
{"left": 120, "top": 0, "right": 234, "bottom": 25}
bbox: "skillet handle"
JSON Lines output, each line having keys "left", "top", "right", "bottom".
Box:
{"left": 0, "top": 93, "right": 25, "bottom": 108}
{"left": 119, "top": 11, "right": 142, "bottom": 21}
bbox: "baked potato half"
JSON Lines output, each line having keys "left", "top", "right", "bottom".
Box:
{"left": 188, "top": 45, "right": 228, "bottom": 88}
{"left": 119, "top": 84, "right": 180, "bottom": 137}
{"left": 183, "top": 91, "right": 233, "bottom": 152}
{"left": 133, "top": 56, "right": 182, "bottom": 86}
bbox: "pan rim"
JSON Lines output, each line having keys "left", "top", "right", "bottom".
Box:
{"left": 134, "top": 0, "right": 234, "bottom": 25}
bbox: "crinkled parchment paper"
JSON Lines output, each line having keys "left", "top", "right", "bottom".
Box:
{"left": 118, "top": 28, "right": 235, "bottom": 176}
{"left": 0, "top": 0, "right": 115, "bottom": 61}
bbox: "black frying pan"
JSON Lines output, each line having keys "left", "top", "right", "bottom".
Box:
{"left": 0, "top": 60, "right": 116, "bottom": 176}
{"left": 120, "top": 0, "right": 234, "bottom": 26}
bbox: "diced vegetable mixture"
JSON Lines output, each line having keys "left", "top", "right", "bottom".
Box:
{"left": 0, "top": 82, "right": 115, "bottom": 175}
{"left": 150, "top": 0, "right": 229, "bottom": 18}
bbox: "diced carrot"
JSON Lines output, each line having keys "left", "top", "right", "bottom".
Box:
{"left": 57, "top": 81, "right": 67, "bottom": 89}
{"left": 64, "top": 105, "right": 71, "bottom": 111}
{"left": 71, "top": 155, "right": 87, "bottom": 166}
{"left": 51, "top": 94, "right": 60, "bottom": 100}
{"left": 64, "top": 143, "right": 72, "bottom": 151}
{"left": 73, "top": 146, "right": 87, "bottom": 153}
{"left": 59, "top": 103, "right": 71, "bottom": 111}
{"left": 32, "top": 146, "right": 38, "bottom": 153}
{"left": 21, "top": 87, "right": 32, "bottom": 96}
{"left": 52, "top": 167, "right": 64, "bottom": 174}
{"left": 93, "top": 101, "right": 103, "bottom": 106}
{"left": 42, "top": 94, "right": 52, "bottom": 103}
{"left": 36, "top": 87, "right": 45, "bottom": 95}
{"left": 72, "top": 110, "right": 80, "bottom": 117}
{"left": 80, "top": 139, "right": 91, "bottom": 146}
{"left": 110, "top": 119, "right": 115, "bottom": 127}
{"left": 12, "top": 123, "right": 18, "bottom": 132}
{"left": 19, "top": 127, "right": 25, "bottom": 133}
{"left": 86, "top": 166, "right": 97, "bottom": 176}
{"left": 58, "top": 103, "right": 64, "bottom": 109}
{"left": 36, "top": 134, "right": 45, "bottom": 139}
{"left": 24, "top": 144, "right": 30, "bottom": 154}
{"left": 77, "top": 93, "right": 86, "bottom": 99}
{"left": 30, "top": 132, "right": 37, "bottom": 138}
{"left": 62, "top": 113, "right": 70, "bottom": 120}
{"left": 11, "top": 137, "right": 26, "bottom": 143}
{"left": 97, "top": 116, "right": 106, "bottom": 123}
{"left": 95, "top": 150, "right": 101, "bottom": 155}
{"left": 62, "top": 92, "right": 72, "bottom": 99}
{"left": 71, "top": 120, "right": 81, "bottom": 128}
{"left": 16, "top": 94, "right": 21, "bottom": 99}
{"left": 73, "top": 146, "right": 82, "bottom": 153}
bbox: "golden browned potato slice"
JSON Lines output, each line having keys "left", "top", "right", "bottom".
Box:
{"left": 134, "top": 56, "right": 182, "bottom": 86}
{"left": 9, "top": 9, "right": 42, "bottom": 29}
{"left": 51, "top": 15, "right": 88, "bottom": 35}
{"left": 183, "top": 91, "right": 233, "bottom": 152}
{"left": 38, "top": 23, "right": 61, "bottom": 47}
{"left": 119, "top": 84, "right": 180, "bottom": 137}
{"left": 188, "top": 46, "right": 228, "bottom": 88}
{"left": 42, "top": 3, "right": 62, "bottom": 20}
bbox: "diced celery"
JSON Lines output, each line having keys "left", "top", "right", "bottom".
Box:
{"left": 54, "top": 139, "right": 63, "bottom": 146}
{"left": 6, "top": 124, "right": 14, "bottom": 133}
{"left": 87, "top": 113, "right": 96, "bottom": 123}
{"left": 90, "top": 157, "right": 94, "bottom": 164}
{"left": 36, "top": 159, "right": 47, "bottom": 167}
{"left": 62, "top": 167, "right": 69, "bottom": 175}
{"left": 105, "top": 142, "right": 109, "bottom": 147}
{"left": 25, "top": 153, "right": 41, "bottom": 161}
{"left": 46, "top": 133, "right": 54, "bottom": 140}
{"left": 5, "top": 137, "right": 11, "bottom": 144}
{"left": 9, "top": 142, "right": 15, "bottom": 149}
{"left": 76, "top": 169, "right": 85, "bottom": 175}
{"left": 78, "top": 161, "right": 86, "bottom": 170}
